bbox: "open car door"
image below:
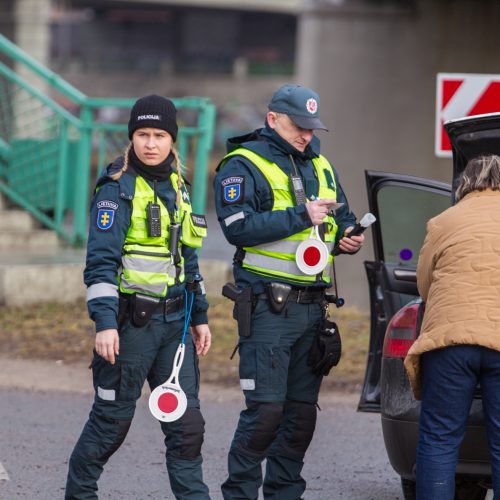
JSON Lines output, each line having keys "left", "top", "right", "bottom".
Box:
{"left": 357, "top": 170, "right": 451, "bottom": 412}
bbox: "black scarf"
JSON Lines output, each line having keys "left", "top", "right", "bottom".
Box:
{"left": 260, "top": 122, "right": 317, "bottom": 161}
{"left": 128, "top": 148, "right": 174, "bottom": 181}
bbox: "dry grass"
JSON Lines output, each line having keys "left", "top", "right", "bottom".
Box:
{"left": 0, "top": 299, "right": 95, "bottom": 362}
{"left": 0, "top": 297, "right": 370, "bottom": 391}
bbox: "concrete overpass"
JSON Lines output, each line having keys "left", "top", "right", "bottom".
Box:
{"left": 3, "top": 0, "right": 500, "bottom": 308}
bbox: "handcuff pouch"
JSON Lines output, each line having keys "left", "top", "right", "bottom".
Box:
{"left": 131, "top": 293, "right": 160, "bottom": 327}
{"left": 266, "top": 282, "right": 292, "bottom": 314}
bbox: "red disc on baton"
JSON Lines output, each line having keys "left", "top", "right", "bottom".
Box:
{"left": 149, "top": 344, "right": 188, "bottom": 422}
{"left": 158, "top": 392, "right": 179, "bottom": 413}
{"left": 303, "top": 246, "right": 321, "bottom": 267}
{"left": 296, "top": 226, "right": 329, "bottom": 276}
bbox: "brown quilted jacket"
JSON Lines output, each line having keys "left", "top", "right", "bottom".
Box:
{"left": 404, "top": 189, "right": 500, "bottom": 400}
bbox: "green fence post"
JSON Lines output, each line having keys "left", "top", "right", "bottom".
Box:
{"left": 98, "top": 131, "right": 107, "bottom": 177}
{"left": 55, "top": 119, "right": 69, "bottom": 227}
{"left": 191, "top": 101, "right": 216, "bottom": 215}
{"left": 177, "top": 128, "right": 189, "bottom": 171}
{"left": 74, "top": 103, "right": 93, "bottom": 244}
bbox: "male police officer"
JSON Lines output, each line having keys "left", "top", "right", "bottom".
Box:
{"left": 214, "top": 84, "right": 364, "bottom": 499}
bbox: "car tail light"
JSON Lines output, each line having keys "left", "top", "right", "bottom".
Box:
{"left": 383, "top": 303, "right": 419, "bottom": 358}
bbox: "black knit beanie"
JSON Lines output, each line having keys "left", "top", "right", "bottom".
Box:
{"left": 128, "top": 94, "right": 178, "bottom": 141}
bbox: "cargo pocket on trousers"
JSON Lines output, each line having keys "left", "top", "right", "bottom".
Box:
{"left": 91, "top": 352, "right": 121, "bottom": 401}
{"left": 118, "top": 363, "right": 143, "bottom": 402}
{"left": 239, "top": 343, "right": 257, "bottom": 392}
{"left": 239, "top": 343, "right": 278, "bottom": 395}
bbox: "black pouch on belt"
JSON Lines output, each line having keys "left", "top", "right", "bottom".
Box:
{"left": 266, "top": 282, "right": 292, "bottom": 314}
{"left": 131, "top": 293, "right": 160, "bottom": 327}
{"left": 307, "top": 318, "right": 342, "bottom": 376}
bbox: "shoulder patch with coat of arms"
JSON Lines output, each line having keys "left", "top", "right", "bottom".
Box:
{"left": 221, "top": 176, "right": 244, "bottom": 205}
{"left": 96, "top": 200, "right": 118, "bottom": 230}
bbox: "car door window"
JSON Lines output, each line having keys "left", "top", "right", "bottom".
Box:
{"left": 377, "top": 184, "right": 450, "bottom": 266}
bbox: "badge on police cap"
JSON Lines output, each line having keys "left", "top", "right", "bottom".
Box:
{"left": 96, "top": 200, "right": 118, "bottom": 230}
{"left": 306, "top": 98, "right": 318, "bottom": 114}
{"left": 222, "top": 176, "right": 244, "bottom": 205}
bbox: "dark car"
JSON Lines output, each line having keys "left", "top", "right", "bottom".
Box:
{"left": 357, "top": 113, "right": 500, "bottom": 500}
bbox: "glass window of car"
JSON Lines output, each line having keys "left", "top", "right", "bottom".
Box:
{"left": 377, "top": 183, "right": 450, "bottom": 266}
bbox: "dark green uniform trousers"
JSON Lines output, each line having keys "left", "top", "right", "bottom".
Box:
{"left": 65, "top": 316, "right": 209, "bottom": 500}
{"left": 222, "top": 299, "right": 324, "bottom": 500}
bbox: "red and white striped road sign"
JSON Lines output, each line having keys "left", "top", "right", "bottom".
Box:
{"left": 436, "top": 73, "right": 500, "bottom": 157}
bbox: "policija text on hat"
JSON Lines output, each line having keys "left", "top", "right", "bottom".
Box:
{"left": 65, "top": 95, "right": 212, "bottom": 499}
{"left": 214, "top": 83, "right": 364, "bottom": 499}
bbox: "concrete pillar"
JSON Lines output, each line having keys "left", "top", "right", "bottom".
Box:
{"left": 14, "top": 0, "right": 51, "bottom": 67}
{"left": 296, "top": 2, "right": 321, "bottom": 89}
{"left": 12, "top": 0, "right": 52, "bottom": 137}
{"left": 0, "top": 0, "right": 16, "bottom": 45}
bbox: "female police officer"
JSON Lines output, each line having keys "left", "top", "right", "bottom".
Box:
{"left": 65, "top": 95, "right": 212, "bottom": 499}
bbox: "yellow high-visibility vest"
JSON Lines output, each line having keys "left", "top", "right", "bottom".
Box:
{"left": 119, "top": 173, "right": 206, "bottom": 297}
{"left": 221, "top": 148, "right": 338, "bottom": 284}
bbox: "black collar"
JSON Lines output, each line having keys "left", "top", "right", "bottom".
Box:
{"left": 128, "top": 148, "right": 174, "bottom": 181}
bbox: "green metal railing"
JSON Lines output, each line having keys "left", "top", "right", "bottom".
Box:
{"left": 0, "top": 33, "right": 216, "bottom": 245}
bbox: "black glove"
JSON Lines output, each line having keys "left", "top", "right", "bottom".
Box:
{"left": 308, "top": 319, "right": 342, "bottom": 376}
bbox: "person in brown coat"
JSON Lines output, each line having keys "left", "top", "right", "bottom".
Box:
{"left": 404, "top": 154, "right": 500, "bottom": 499}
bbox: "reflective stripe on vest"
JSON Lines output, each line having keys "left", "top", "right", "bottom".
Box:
{"left": 221, "top": 148, "right": 338, "bottom": 284}
{"left": 119, "top": 175, "right": 184, "bottom": 297}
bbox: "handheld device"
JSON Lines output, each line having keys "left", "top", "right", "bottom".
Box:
{"left": 147, "top": 202, "right": 162, "bottom": 237}
{"left": 288, "top": 155, "right": 308, "bottom": 206}
{"left": 146, "top": 180, "right": 163, "bottom": 238}
{"left": 149, "top": 343, "right": 188, "bottom": 422}
{"left": 290, "top": 174, "right": 307, "bottom": 205}
{"left": 332, "top": 212, "right": 376, "bottom": 256}
{"left": 327, "top": 202, "right": 344, "bottom": 216}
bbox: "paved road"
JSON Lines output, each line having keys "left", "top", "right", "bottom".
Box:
{"left": 0, "top": 359, "right": 403, "bottom": 500}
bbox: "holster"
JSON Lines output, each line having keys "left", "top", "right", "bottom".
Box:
{"left": 266, "top": 282, "right": 292, "bottom": 314}
{"left": 222, "top": 282, "right": 240, "bottom": 302}
{"left": 222, "top": 282, "right": 254, "bottom": 337}
{"left": 131, "top": 293, "right": 160, "bottom": 327}
{"left": 235, "top": 287, "right": 254, "bottom": 337}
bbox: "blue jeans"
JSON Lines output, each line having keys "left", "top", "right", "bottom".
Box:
{"left": 416, "top": 344, "right": 500, "bottom": 500}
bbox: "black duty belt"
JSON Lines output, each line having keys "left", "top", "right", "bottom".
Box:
{"left": 119, "top": 293, "right": 184, "bottom": 319}
{"left": 257, "top": 288, "right": 325, "bottom": 304}
{"left": 153, "top": 295, "right": 184, "bottom": 315}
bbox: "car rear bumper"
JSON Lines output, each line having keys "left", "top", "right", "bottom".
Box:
{"left": 381, "top": 357, "right": 491, "bottom": 480}
{"left": 381, "top": 415, "right": 491, "bottom": 480}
